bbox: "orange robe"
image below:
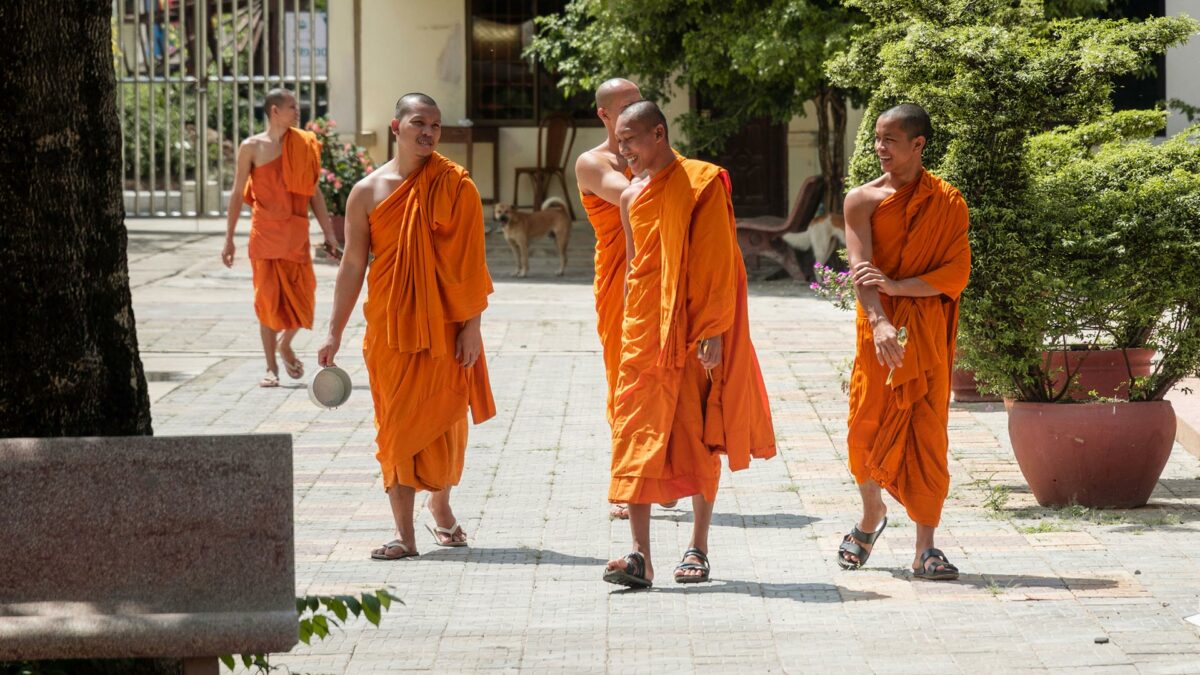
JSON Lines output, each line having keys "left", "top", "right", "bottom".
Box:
{"left": 363, "top": 152, "right": 496, "bottom": 492}
{"left": 244, "top": 127, "right": 321, "bottom": 331}
{"left": 581, "top": 177, "right": 629, "bottom": 423}
{"left": 610, "top": 156, "right": 776, "bottom": 504}
{"left": 847, "top": 170, "right": 971, "bottom": 528}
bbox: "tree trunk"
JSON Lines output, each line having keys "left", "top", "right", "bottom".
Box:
{"left": 814, "top": 87, "right": 834, "bottom": 214}
{"left": 829, "top": 88, "right": 848, "bottom": 217}
{"left": 0, "top": 1, "right": 153, "bottom": 437}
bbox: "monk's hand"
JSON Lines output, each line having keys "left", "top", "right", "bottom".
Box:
{"left": 221, "top": 238, "right": 235, "bottom": 268}
{"left": 456, "top": 321, "right": 483, "bottom": 369}
{"left": 852, "top": 262, "right": 895, "bottom": 295}
{"left": 698, "top": 335, "right": 722, "bottom": 371}
{"left": 871, "top": 320, "right": 904, "bottom": 369}
{"left": 322, "top": 237, "right": 342, "bottom": 263}
{"left": 317, "top": 333, "right": 340, "bottom": 367}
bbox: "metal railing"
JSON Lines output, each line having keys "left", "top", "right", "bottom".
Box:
{"left": 114, "top": 0, "right": 328, "bottom": 217}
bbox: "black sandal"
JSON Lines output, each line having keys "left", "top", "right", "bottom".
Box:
{"left": 603, "top": 551, "right": 653, "bottom": 589}
{"left": 913, "top": 547, "right": 960, "bottom": 581}
{"left": 674, "top": 548, "right": 710, "bottom": 584}
{"left": 836, "top": 516, "right": 888, "bottom": 570}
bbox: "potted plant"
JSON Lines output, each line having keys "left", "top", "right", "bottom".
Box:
{"left": 305, "top": 117, "right": 375, "bottom": 246}
{"left": 1000, "top": 114, "right": 1200, "bottom": 508}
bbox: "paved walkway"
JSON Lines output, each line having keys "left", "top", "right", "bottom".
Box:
{"left": 128, "top": 218, "right": 1200, "bottom": 674}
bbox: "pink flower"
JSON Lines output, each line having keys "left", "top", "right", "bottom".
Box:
{"left": 333, "top": 178, "right": 343, "bottom": 190}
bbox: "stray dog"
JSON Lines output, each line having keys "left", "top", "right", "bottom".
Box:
{"left": 493, "top": 197, "right": 571, "bottom": 277}
{"left": 783, "top": 211, "right": 846, "bottom": 272}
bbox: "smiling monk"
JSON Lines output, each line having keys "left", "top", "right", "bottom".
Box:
{"left": 839, "top": 103, "right": 971, "bottom": 581}
{"left": 318, "top": 93, "right": 495, "bottom": 560}
{"left": 601, "top": 101, "right": 776, "bottom": 588}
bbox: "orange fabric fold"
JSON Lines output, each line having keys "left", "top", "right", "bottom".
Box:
{"left": 610, "top": 156, "right": 776, "bottom": 505}
{"left": 581, "top": 188, "right": 628, "bottom": 424}
{"left": 243, "top": 128, "right": 321, "bottom": 329}
{"left": 847, "top": 170, "right": 971, "bottom": 528}
{"left": 363, "top": 152, "right": 496, "bottom": 492}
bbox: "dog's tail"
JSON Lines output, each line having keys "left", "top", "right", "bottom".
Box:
{"left": 541, "top": 196, "right": 569, "bottom": 213}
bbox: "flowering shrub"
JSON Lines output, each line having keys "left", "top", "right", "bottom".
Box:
{"left": 810, "top": 259, "right": 855, "bottom": 312}
{"left": 304, "top": 117, "right": 374, "bottom": 216}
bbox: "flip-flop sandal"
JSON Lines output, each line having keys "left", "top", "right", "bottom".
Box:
{"left": 674, "top": 547, "right": 711, "bottom": 584}
{"left": 609, "top": 504, "right": 630, "bottom": 520}
{"left": 259, "top": 372, "right": 280, "bottom": 388}
{"left": 371, "top": 539, "right": 418, "bottom": 560}
{"left": 280, "top": 355, "right": 304, "bottom": 380}
{"left": 603, "top": 551, "right": 653, "bottom": 589}
{"left": 425, "top": 521, "right": 468, "bottom": 547}
{"left": 913, "top": 547, "right": 960, "bottom": 581}
{"left": 837, "top": 516, "right": 888, "bottom": 570}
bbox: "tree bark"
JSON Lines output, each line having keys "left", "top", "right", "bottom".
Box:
{"left": 0, "top": 1, "right": 153, "bottom": 437}
{"left": 814, "top": 87, "right": 834, "bottom": 214}
{"left": 829, "top": 88, "right": 848, "bottom": 217}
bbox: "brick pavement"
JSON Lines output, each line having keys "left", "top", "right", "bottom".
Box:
{"left": 127, "top": 218, "right": 1200, "bottom": 674}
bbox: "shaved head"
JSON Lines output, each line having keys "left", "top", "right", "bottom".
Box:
{"left": 617, "top": 100, "right": 669, "bottom": 140}
{"left": 596, "top": 78, "right": 640, "bottom": 110}
{"left": 263, "top": 88, "right": 294, "bottom": 117}
{"left": 395, "top": 92, "right": 439, "bottom": 119}
{"left": 879, "top": 103, "right": 933, "bottom": 146}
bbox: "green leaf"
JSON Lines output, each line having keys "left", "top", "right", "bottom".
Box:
{"left": 312, "top": 614, "right": 331, "bottom": 639}
{"left": 376, "top": 589, "right": 392, "bottom": 610}
{"left": 219, "top": 655, "right": 236, "bottom": 669}
{"left": 343, "top": 595, "right": 362, "bottom": 616}
{"left": 295, "top": 597, "right": 308, "bottom": 614}
{"left": 307, "top": 596, "right": 320, "bottom": 612}
{"left": 241, "top": 654, "right": 253, "bottom": 667}
{"left": 298, "top": 618, "right": 313, "bottom": 645}
{"left": 362, "top": 593, "right": 382, "bottom": 626}
{"left": 322, "top": 596, "right": 349, "bottom": 622}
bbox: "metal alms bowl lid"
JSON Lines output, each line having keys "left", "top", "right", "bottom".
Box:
{"left": 309, "top": 365, "right": 352, "bottom": 409}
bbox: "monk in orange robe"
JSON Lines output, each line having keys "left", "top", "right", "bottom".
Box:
{"left": 223, "top": 88, "right": 340, "bottom": 387}
{"left": 318, "top": 93, "right": 495, "bottom": 560}
{"left": 576, "top": 78, "right": 678, "bottom": 520}
{"left": 602, "top": 101, "right": 776, "bottom": 588}
{"left": 840, "top": 103, "right": 971, "bottom": 580}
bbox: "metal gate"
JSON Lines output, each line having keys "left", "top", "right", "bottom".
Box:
{"left": 113, "top": 0, "right": 328, "bottom": 217}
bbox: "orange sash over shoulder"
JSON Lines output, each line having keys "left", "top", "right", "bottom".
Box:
{"left": 610, "top": 156, "right": 776, "bottom": 505}
{"left": 847, "top": 170, "right": 970, "bottom": 528}
{"left": 362, "top": 152, "right": 496, "bottom": 492}
{"left": 581, "top": 180, "right": 629, "bottom": 423}
{"left": 244, "top": 127, "right": 321, "bottom": 330}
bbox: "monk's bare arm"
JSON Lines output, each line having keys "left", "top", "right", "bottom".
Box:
{"left": 309, "top": 190, "right": 340, "bottom": 254}
{"left": 576, "top": 151, "right": 629, "bottom": 205}
{"left": 619, "top": 183, "right": 638, "bottom": 291}
{"left": 317, "top": 185, "right": 371, "bottom": 366}
{"left": 221, "top": 141, "right": 254, "bottom": 267}
{"left": 844, "top": 188, "right": 903, "bottom": 369}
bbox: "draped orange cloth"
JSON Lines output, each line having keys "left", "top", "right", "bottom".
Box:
{"left": 362, "top": 152, "right": 496, "bottom": 492}
{"left": 847, "top": 170, "right": 971, "bottom": 528}
{"left": 581, "top": 179, "right": 629, "bottom": 424}
{"left": 244, "top": 127, "right": 321, "bottom": 330}
{"left": 609, "top": 156, "right": 776, "bottom": 504}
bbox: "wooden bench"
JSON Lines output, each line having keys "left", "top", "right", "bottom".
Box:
{"left": 0, "top": 434, "right": 297, "bottom": 674}
{"left": 736, "top": 175, "right": 825, "bottom": 282}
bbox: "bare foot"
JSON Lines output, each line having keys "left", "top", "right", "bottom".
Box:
{"left": 840, "top": 505, "right": 888, "bottom": 567}
{"left": 609, "top": 504, "right": 630, "bottom": 520}
{"left": 259, "top": 370, "right": 280, "bottom": 388}
{"left": 605, "top": 552, "right": 653, "bottom": 584}
{"left": 673, "top": 549, "right": 710, "bottom": 582}
{"left": 370, "top": 538, "right": 418, "bottom": 560}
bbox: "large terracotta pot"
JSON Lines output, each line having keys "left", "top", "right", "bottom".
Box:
{"left": 1008, "top": 400, "right": 1175, "bottom": 508}
{"left": 951, "top": 367, "right": 1001, "bottom": 403}
{"left": 1042, "top": 348, "right": 1153, "bottom": 400}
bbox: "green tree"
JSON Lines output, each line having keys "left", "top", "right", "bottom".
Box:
{"left": 827, "top": 0, "right": 1198, "bottom": 400}
{"left": 528, "top": 0, "right": 863, "bottom": 214}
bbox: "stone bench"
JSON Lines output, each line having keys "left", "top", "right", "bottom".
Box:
{"left": 0, "top": 434, "right": 297, "bottom": 674}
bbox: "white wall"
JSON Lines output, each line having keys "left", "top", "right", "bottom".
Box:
{"left": 1167, "top": 0, "right": 1200, "bottom": 137}
{"left": 326, "top": 2, "right": 357, "bottom": 134}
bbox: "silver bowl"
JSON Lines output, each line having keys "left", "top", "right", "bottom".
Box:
{"left": 309, "top": 365, "right": 352, "bottom": 409}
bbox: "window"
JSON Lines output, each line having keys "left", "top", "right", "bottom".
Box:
{"left": 1110, "top": 0, "right": 1166, "bottom": 120}
{"left": 467, "top": 0, "right": 595, "bottom": 126}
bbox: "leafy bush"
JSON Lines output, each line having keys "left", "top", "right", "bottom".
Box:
{"left": 305, "top": 117, "right": 374, "bottom": 216}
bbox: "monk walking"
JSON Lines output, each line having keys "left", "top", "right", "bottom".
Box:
{"left": 317, "top": 93, "right": 495, "bottom": 559}
{"left": 575, "top": 78, "right": 677, "bottom": 520}
{"left": 602, "top": 102, "right": 776, "bottom": 588}
{"left": 839, "top": 103, "right": 970, "bottom": 580}
{"left": 223, "top": 88, "right": 340, "bottom": 387}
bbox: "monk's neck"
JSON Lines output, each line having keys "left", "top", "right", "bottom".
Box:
{"left": 642, "top": 150, "right": 676, "bottom": 179}
{"left": 886, "top": 163, "right": 924, "bottom": 190}
{"left": 266, "top": 123, "right": 291, "bottom": 143}
{"left": 392, "top": 153, "right": 430, "bottom": 179}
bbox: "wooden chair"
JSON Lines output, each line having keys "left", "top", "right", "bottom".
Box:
{"left": 512, "top": 112, "right": 577, "bottom": 219}
{"left": 736, "top": 175, "right": 825, "bottom": 282}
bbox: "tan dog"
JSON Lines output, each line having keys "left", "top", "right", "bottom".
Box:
{"left": 493, "top": 197, "right": 572, "bottom": 277}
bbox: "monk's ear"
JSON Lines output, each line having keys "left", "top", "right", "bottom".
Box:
{"left": 390, "top": 118, "right": 400, "bottom": 136}
{"left": 913, "top": 134, "right": 926, "bottom": 155}
{"left": 596, "top": 107, "right": 608, "bottom": 124}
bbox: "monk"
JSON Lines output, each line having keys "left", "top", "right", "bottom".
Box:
{"left": 839, "top": 103, "right": 971, "bottom": 580}
{"left": 223, "top": 88, "right": 340, "bottom": 388}
{"left": 575, "top": 78, "right": 676, "bottom": 520}
{"left": 602, "top": 101, "right": 776, "bottom": 588}
{"left": 317, "top": 93, "right": 496, "bottom": 559}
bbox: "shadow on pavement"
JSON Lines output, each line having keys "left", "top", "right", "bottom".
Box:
{"left": 427, "top": 546, "right": 607, "bottom": 567}
{"left": 887, "top": 569, "right": 1119, "bottom": 590}
{"left": 614, "top": 580, "right": 888, "bottom": 602}
{"left": 651, "top": 512, "right": 819, "bottom": 529}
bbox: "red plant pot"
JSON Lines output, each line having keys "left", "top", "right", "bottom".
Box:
{"left": 951, "top": 367, "right": 1001, "bottom": 403}
{"left": 1042, "top": 348, "right": 1154, "bottom": 401}
{"left": 1008, "top": 400, "right": 1175, "bottom": 508}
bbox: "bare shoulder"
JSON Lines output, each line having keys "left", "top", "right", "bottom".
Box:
{"left": 844, "top": 178, "right": 889, "bottom": 219}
